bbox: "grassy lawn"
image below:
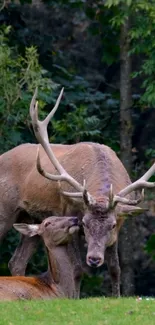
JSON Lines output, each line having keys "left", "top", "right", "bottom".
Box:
{"left": 0, "top": 297, "right": 154, "bottom": 325}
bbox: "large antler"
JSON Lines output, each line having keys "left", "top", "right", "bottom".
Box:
{"left": 109, "top": 164, "right": 155, "bottom": 208}
{"left": 30, "top": 88, "right": 155, "bottom": 210}
{"left": 30, "top": 88, "right": 92, "bottom": 199}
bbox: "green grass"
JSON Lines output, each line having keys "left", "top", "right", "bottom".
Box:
{"left": 0, "top": 297, "right": 154, "bottom": 325}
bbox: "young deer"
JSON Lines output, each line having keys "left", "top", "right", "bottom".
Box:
{"left": 0, "top": 216, "right": 82, "bottom": 301}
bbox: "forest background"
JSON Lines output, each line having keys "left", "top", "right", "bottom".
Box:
{"left": 0, "top": 0, "right": 155, "bottom": 297}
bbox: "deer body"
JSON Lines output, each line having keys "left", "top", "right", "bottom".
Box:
{"left": 0, "top": 141, "right": 131, "bottom": 217}
{"left": 0, "top": 217, "right": 82, "bottom": 301}
{"left": 0, "top": 276, "right": 62, "bottom": 300}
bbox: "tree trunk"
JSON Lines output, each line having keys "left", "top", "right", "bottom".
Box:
{"left": 120, "top": 17, "right": 132, "bottom": 173}
{"left": 119, "top": 16, "right": 135, "bottom": 296}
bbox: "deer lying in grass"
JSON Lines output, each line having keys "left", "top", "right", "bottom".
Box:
{"left": 0, "top": 216, "right": 81, "bottom": 301}
{"left": 0, "top": 88, "right": 155, "bottom": 297}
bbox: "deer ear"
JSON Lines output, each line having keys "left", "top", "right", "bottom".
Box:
{"left": 83, "top": 189, "right": 96, "bottom": 206}
{"left": 13, "top": 223, "right": 40, "bottom": 237}
{"left": 117, "top": 205, "right": 148, "bottom": 217}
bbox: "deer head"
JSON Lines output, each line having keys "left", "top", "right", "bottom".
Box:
{"left": 14, "top": 216, "right": 80, "bottom": 247}
{"left": 81, "top": 189, "right": 146, "bottom": 267}
{"left": 30, "top": 88, "right": 155, "bottom": 268}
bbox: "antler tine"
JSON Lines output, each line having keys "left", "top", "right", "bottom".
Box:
{"left": 29, "top": 87, "right": 39, "bottom": 124}
{"left": 44, "top": 88, "right": 64, "bottom": 126}
{"left": 30, "top": 87, "right": 64, "bottom": 146}
{"left": 113, "top": 189, "right": 145, "bottom": 206}
{"left": 108, "top": 184, "right": 114, "bottom": 207}
{"left": 30, "top": 89, "right": 85, "bottom": 194}
{"left": 110, "top": 164, "right": 155, "bottom": 208}
{"left": 57, "top": 179, "right": 86, "bottom": 198}
{"left": 36, "top": 147, "right": 64, "bottom": 181}
{"left": 116, "top": 164, "right": 155, "bottom": 198}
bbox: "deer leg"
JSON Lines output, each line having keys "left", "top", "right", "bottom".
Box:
{"left": 0, "top": 211, "right": 17, "bottom": 244}
{"left": 105, "top": 241, "right": 121, "bottom": 297}
{"left": 0, "top": 223, "right": 11, "bottom": 243}
{"left": 8, "top": 234, "right": 40, "bottom": 275}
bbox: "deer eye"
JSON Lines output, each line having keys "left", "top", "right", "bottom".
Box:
{"left": 111, "top": 223, "right": 116, "bottom": 230}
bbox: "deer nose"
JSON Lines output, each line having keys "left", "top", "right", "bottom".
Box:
{"left": 88, "top": 256, "right": 102, "bottom": 267}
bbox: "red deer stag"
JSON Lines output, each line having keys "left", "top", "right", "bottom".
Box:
{"left": 0, "top": 88, "right": 155, "bottom": 297}
{"left": 0, "top": 216, "right": 81, "bottom": 301}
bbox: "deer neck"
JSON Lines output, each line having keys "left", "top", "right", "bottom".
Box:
{"left": 41, "top": 235, "right": 83, "bottom": 298}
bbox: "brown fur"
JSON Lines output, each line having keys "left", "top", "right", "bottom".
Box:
{"left": 0, "top": 217, "right": 82, "bottom": 301}
{"left": 0, "top": 277, "right": 60, "bottom": 300}
{"left": 0, "top": 141, "right": 137, "bottom": 296}
{"left": 0, "top": 142, "right": 130, "bottom": 216}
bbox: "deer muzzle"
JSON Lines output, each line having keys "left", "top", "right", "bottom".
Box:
{"left": 86, "top": 250, "right": 104, "bottom": 268}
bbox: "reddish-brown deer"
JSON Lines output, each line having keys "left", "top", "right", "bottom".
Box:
{"left": 0, "top": 88, "right": 155, "bottom": 296}
{"left": 0, "top": 216, "right": 81, "bottom": 301}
